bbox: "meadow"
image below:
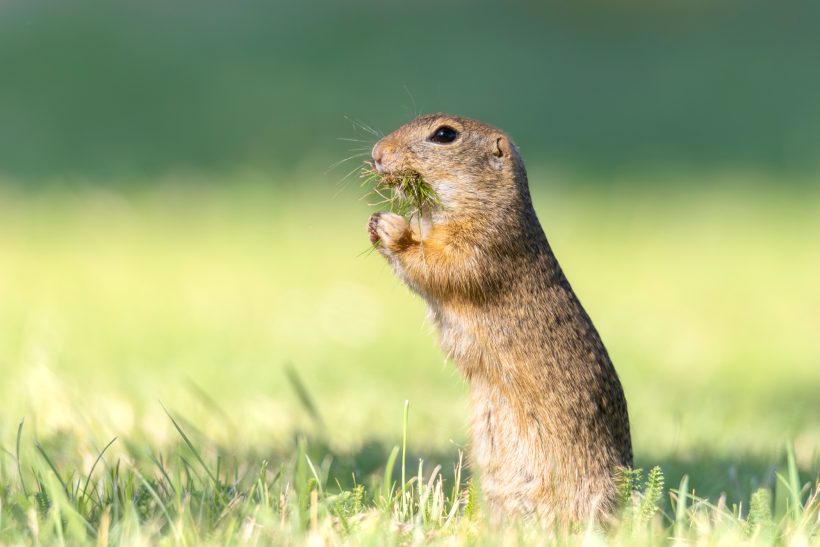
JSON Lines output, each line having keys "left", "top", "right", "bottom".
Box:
{"left": 0, "top": 171, "right": 818, "bottom": 544}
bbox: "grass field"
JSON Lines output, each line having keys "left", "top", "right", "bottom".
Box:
{"left": 0, "top": 172, "right": 818, "bottom": 544}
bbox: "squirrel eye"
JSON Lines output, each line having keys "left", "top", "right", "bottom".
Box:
{"left": 428, "top": 125, "right": 459, "bottom": 144}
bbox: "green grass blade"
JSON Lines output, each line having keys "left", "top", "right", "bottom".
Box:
{"left": 15, "top": 419, "right": 29, "bottom": 497}
{"left": 80, "top": 437, "right": 117, "bottom": 502}
{"left": 294, "top": 436, "right": 310, "bottom": 530}
{"left": 401, "top": 400, "right": 409, "bottom": 500}
{"left": 284, "top": 364, "right": 325, "bottom": 430}
{"left": 161, "top": 403, "right": 225, "bottom": 505}
{"left": 674, "top": 474, "right": 689, "bottom": 540}
{"left": 785, "top": 442, "right": 803, "bottom": 520}
{"left": 134, "top": 470, "right": 180, "bottom": 543}
{"left": 35, "top": 443, "right": 70, "bottom": 497}
{"left": 305, "top": 454, "right": 323, "bottom": 496}
{"left": 382, "top": 445, "right": 400, "bottom": 505}
{"left": 148, "top": 450, "right": 178, "bottom": 496}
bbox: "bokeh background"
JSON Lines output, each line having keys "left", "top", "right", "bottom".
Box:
{"left": 1, "top": 0, "right": 818, "bottom": 502}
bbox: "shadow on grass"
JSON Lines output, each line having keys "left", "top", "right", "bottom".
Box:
{"left": 162, "top": 373, "right": 820, "bottom": 508}
{"left": 282, "top": 432, "right": 818, "bottom": 508}
{"left": 8, "top": 420, "right": 817, "bottom": 517}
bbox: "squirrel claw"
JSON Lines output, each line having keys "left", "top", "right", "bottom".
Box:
{"left": 368, "top": 213, "right": 381, "bottom": 244}
{"left": 368, "top": 212, "right": 410, "bottom": 251}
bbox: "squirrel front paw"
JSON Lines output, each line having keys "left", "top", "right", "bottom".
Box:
{"left": 368, "top": 212, "right": 411, "bottom": 252}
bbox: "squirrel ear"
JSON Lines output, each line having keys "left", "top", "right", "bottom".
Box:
{"left": 493, "top": 136, "right": 511, "bottom": 158}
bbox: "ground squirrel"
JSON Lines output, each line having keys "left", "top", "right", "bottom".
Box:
{"left": 366, "top": 114, "right": 632, "bottom": 524}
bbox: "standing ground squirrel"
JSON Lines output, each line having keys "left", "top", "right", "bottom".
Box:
{"left": 366, "top": 114, "right": 632, "bottom": 524}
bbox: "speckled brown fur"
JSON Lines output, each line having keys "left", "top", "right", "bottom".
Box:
{"left": 366, "top": 114, "right": 632, "bottom": 524}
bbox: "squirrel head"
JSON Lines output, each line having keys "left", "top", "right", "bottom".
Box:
{"left": 371, "top": 114, "right": 530, "bottom": 219}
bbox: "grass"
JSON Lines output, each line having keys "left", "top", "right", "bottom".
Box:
{"left": 360, "top": 164, "right": 441, "bottom": 220}
{"left": 1, "top": 407, "right": 818, "bottom": 545}
{"left": 0, "top": 172, "right": 818, "bottom": 544}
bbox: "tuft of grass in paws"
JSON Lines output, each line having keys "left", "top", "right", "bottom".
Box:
{"left": 360, "top": 163, "right": 441, "bottom": 264}
{"left": 360, "top": 164, "right": 441, "bottom": 220}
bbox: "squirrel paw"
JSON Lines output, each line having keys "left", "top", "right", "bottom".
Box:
{"left": 368, "top": 212, "right": 410, "bottom": 251}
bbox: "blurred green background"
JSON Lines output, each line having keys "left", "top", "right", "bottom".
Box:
{"left": 3, "top": 0, "right": 820, "bottom": 179}
{"left": 0, "top": 0, "right": 818, "bottom": 503}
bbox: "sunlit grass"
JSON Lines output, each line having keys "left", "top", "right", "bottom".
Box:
{"left": 1, "top": 405, "right": 817, "bottom": 545}
{"left": 0, "top": 171, "right": 818, "bottom": 543}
